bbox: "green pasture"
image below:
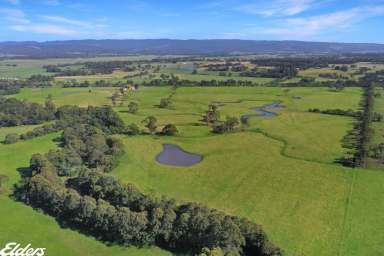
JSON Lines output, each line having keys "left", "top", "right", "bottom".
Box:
{"left": 0, "top": 55, "right": 162, "bottom": 79}
{"left": 1, "top": 85, "right": 383, "bottom": 256}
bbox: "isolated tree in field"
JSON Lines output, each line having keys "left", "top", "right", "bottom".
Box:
{"left": 128, "top": 102, "right": 138, "bottom": 114}
{"left": 127, "top": 123, "right": 140, "bottom": 135}
{"left": 161, "top": 124, "right": 178, "bottom": 136}
{"left": 4, "top": 133, "right": 19, "bottom": 144}
{"left": 225, "top": 116, "right": 240, "bottom": 131}
{"left": 159, "top": 98, "right": 172, "bottom": 109}
{"left": 203, "top": 104, "right": 220, "bottom": 124}
{"left": 142, "top": 116, "right": 157, "bottom": 134}
{"left": 212, "top": 116, "right": 240, "bottom": 134}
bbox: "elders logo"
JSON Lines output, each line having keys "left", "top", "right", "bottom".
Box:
{"left": 0, "top": 243, "right": 46, "bottom": 256}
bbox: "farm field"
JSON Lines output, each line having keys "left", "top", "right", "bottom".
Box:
{"left": 1, "top": 85, "right": 383, "bottom": 256}
{"left": 0, "top": 55, "right": 164, "bottom": 79}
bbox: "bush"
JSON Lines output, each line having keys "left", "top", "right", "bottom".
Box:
{"left": 128, "top": 102, "right": 138, "bottom": 114}
{"left": 4, "top": 133, "right": 19, "bottom": 144}
{"left": 159, "top": 98, "right": 172, "bottom": 108}
{"left": 127, "top": 123, "right": 140, "bottom": 135}
{"left": 161, "top": 124, "right": 178, "bottom": 136}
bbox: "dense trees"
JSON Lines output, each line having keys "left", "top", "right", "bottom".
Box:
{"left": 56, "top": 105, "right": 126, "bottom": 134}
{"left": 15, "top": 166, "right": 283, "bottom": 255}
{"left": 0, "top": 98, "right": 56, "bottom": 127}
{"left": 0, "top": 80, "right": 22, "bottom": 95}
{"left": 1, "top": 102, "right": 127, "bottom": 144}
{"left": 47, "top": 124, "right": 124, "bottom": 175}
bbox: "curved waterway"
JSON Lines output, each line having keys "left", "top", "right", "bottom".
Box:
{"left": 242, "top": 102, "right": 282, "bottom": 121}
{"left": 155, "top": 144, "right": 203, "bottom": 167}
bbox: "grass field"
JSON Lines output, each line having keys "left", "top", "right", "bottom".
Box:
{"left": 0, "top": 55, "right": 164, "bottom": 79}
{"left": 1, "top": 86, "right": 383, "bottom": 256}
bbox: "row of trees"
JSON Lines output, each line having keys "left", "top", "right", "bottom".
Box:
{"left": 15, "top": 167, "right": 282, "bottom": 255}
{"left": 59, "top": 79, "right": 129, "bottom": 88}
{"left": 143, "top": 78, "right": 260, "bottom": 87}
{"left": 338, "top": 72, "right": 381, "bottom": 167}
{"left": 308, "top": 108, "right": 361, "bottom": 118}
{"left": 240, "top": 65, "right": 298, "bottom": 79}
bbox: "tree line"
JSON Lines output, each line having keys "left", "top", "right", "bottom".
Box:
{"left": 14, "top": 143, "right": 282, "bottom": 255}
{"left": 0, "top": 76, "right": 54, "bottom": 96}
{"left": 338, "top": 72, "right": 382, "bottom": 167}
{"left": 308, "top": 108, "right": 361, "bottom": 118}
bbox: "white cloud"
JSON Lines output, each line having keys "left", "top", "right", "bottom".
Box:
{"left": 40, "top": 15, "right": 90, "bottom": 27}
{"left": 11, "top": 24, "right": 77, "bottom": 35}
{"left": 0, "top": 9, "right": 80, "bottom": 36}
{"left": 236, "top": 0, "right": 319, "bottom": 17}
{"left": 246, "top": 6, "right": 384, "bottom": 39}
{"left": 0, "top": 8, "right": 29, "bottom": 23}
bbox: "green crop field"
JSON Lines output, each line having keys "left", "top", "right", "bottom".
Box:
{"left": 1, "top": 85, "right": 383, "bottom": 256}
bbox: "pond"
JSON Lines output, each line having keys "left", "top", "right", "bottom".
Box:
{"left": 155, "top": 144, "right": 203, "bottom": 167}
{"left": 242, "top": 102, "right": 282, "bottom": 121}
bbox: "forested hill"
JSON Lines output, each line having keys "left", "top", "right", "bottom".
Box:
{"left": 1, "top": 39, "right": 384, "bottom": 58}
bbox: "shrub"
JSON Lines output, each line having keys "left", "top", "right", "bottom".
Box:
{"left": 161, "top": 124, "right": 178, "bottom": 136}
{"left": 4, "top": 133, "right": 19, "bottom": 144}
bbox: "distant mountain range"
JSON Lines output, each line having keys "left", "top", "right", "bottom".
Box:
{"left": 1, "top": 39, "right": 384, "bottom": 58}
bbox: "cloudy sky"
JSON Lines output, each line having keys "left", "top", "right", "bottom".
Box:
{"left": 1, "top": 0, "right": 384, "bottom": 43}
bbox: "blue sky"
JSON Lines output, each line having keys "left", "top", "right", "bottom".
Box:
{"left": 0, "top": 0, "right": 384, "bottom": 43}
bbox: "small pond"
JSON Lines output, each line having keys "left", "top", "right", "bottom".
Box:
{"left": 242, "top": 102, "right": 282, "bottom": 121}
{"left": 155, "top": 144, "right": 203, "bottom": 167}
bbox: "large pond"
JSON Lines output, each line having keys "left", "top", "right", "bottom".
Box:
{"left": 155, "top": 144, "right": 203, "bottom": 167}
